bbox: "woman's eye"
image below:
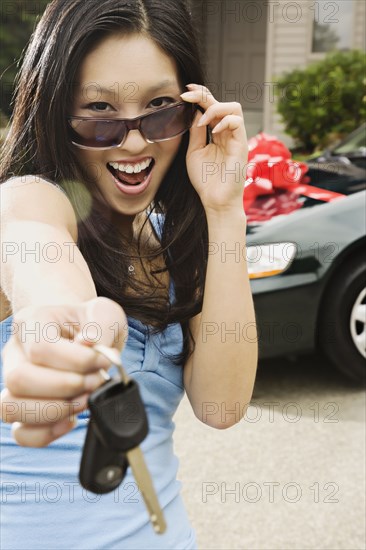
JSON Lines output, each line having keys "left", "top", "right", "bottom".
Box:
{"left": 149, "top": 97, "right": 175, "bottom": 108}
{"left": 87, "top": 102, "right": 112, "bottom": 112}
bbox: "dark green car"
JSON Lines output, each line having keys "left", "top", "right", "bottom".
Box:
{"left": 246, "top": 189, "right": 366, "bottom": 383}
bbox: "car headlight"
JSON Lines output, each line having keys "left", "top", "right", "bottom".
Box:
{"left": 246, "top": 243, "right": 297, "bottom": 279}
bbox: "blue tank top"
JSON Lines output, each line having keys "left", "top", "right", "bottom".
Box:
{"left": 0, "top": 214, "right": 197, "bottom": 550}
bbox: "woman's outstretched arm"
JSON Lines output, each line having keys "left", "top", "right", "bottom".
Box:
{"left": 0, "top": 178, "right": 126, "bottom": 446}
{"left": 1, "top": 177, "right": 97, "bottom": 311}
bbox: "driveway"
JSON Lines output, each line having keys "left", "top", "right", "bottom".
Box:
{"left": 173, "top": 354, "right": 366, "bottom": 550}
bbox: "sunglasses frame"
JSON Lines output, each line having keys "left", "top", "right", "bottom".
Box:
{"left": 67, "top": 101, "right": 200, "bottom": 150}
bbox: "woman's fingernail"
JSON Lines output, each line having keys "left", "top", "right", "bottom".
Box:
{"left": 85, "top": 372, "right": 104, "bottom": 392}
{"left": 197, "top": 115, "right": 207, "bottom": 127}
{"left": 75, "top": 332, "right": 93, "bottom": 346}
{"left": 72, "top": 393, "right": 89, "bottom": 410}
{"left": 186, "top": 83, "right": 198, "bottom": 89}
{"left": 212, "top": 122, "right": 223, "bottom": 134}
{"left": 180, "top": 91, "right": 197, "bottom": 98}
{"left": 95, "top": 353, "right": 112, "bottom": 370}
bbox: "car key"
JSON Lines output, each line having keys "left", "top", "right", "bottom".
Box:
{"left": 79, "top": 344, "right": 167, "bottom": 534}
{"left": 78, "top": 341, "right": 131, "bottom": 495}
{"left": 79, "top": 412, "right": 129, "bottom": 494}
{"left": 79, "top": 368, "right": 129, "bottom": 494}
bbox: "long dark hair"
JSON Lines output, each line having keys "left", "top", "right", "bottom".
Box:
{"left": 0, "top": 0, "right": 209, "bottom": 365}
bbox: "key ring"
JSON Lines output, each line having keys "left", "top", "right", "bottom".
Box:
{"left": 76, "top": 334, "right": 130, "bottom": 385}
{"left": 93, "top": 344, "right": 130, "bottom": 385}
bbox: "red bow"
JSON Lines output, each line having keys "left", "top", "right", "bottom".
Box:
{"left": 244, "top": 133, "right": 344, "bottom": 222}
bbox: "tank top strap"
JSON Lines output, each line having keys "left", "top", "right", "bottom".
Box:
{"left": 148, "top": 212, "right": 176, "bottom": 304}
{"left": 148, "top": 211, "right": 164, "bottom": 240}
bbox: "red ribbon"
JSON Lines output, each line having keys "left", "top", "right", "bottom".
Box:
{"left": 244, "top": 133, "right": 344, "bottom": 222}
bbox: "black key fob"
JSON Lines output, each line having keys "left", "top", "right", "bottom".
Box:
{"left": 79, "top": 378, "right": 148, "bottom": 494}
{"left": 79, "top": 417, "right": 128, "bottom": 494}
{"left": 88, "top": 378, "right": 148, "bottom": 452}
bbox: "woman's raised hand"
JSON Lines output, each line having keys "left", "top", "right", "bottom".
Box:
{"left": 181, "top": 83, "right": 248, "bottom": 216}
{"left": 0, "top": 297, "right": 128, "bottom": 447}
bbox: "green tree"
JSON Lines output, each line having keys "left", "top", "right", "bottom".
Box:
{"left": 274, "top": 50, "right": 366, "bottom": 152}
{"left": 0, "top": 0, "right": 49, "bottom": 123}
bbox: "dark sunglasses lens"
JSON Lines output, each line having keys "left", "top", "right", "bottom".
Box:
{"left": 69, "top": 119, "right": 126, "bottom": 148}
{"left": 141, "top": 103, "right": 195, "bottom": 141}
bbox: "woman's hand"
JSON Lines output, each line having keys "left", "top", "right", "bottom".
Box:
{"left": 0, "top": 297, "right": 128, "bottom": 447}
{"left": 181, "top": 83, "right": 248, "bottom": 216}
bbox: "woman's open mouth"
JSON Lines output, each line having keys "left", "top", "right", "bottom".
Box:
{"left": 107, "top": 158, "right": 155, "bottom": 195}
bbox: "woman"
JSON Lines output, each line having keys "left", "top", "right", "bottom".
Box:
{"left": 0, "top": 0, "right": 258, "bottom": 548}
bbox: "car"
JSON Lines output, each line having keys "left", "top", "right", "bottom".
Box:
{"left": 305, "top": 124, "right": 366, "bottom": 195}
{"left": 245, "top": 188, "right": 365, "bottom": 383}
{"left": 243, "top": 127, "right": 366, "bottom": 383}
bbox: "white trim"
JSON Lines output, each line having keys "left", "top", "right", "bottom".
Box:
{"left": 263, "top": 9, "right": 275, "bottom": 133}
{"left": 351, "top": 0, "right": 358, "bottom": 49}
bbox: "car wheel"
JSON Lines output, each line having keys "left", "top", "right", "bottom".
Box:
{"left": 318, "top": 255, "right": 366, "bottom": 383}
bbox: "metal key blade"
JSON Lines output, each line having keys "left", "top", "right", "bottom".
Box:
{"left": 126, "top": 446, "right": 167, "bottom": 534}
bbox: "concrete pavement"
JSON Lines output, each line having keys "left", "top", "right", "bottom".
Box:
{"left": 173, "top": 354, "right": 366, "bottom": 549}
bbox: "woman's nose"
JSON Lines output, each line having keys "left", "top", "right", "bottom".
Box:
{"left": 118, "top": 128, "right": 149, "bottom": 151}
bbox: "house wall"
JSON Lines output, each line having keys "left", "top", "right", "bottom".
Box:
{"left": 190, "top": 1, "right": 209, "bottom": 77}
{"left": 263, "top": 0, "right": 366, "bottom": 146}
{"left": 193, "top": 1, "right": 270, "bottom": 138}
{"left": 354, "top": 0, "right": 366, "bottom": 50}
{"left": 192, "top": 0, "right": 365, "bottom": 147}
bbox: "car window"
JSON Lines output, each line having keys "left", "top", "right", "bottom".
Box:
{"left": 333, "top": 126, "right": 366, "bottom": 155}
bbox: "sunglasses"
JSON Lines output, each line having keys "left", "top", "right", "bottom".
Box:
{"left": 67, "top": 101, "right": 199, "bottom": 150}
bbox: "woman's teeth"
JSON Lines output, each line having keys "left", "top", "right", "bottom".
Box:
{"left": 108, "top": 158, "right": 153, "bottom": 174}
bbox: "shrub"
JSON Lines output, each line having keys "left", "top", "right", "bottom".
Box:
{"left": 0, "top": 0, "right": 49, "bottom": 118}
{"left": 274, "top": 50, "right": 366, "bottom": 152}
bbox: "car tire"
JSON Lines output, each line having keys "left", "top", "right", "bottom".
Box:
{"left": 318, "top": 255, "right": 366, "bottom": 383}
